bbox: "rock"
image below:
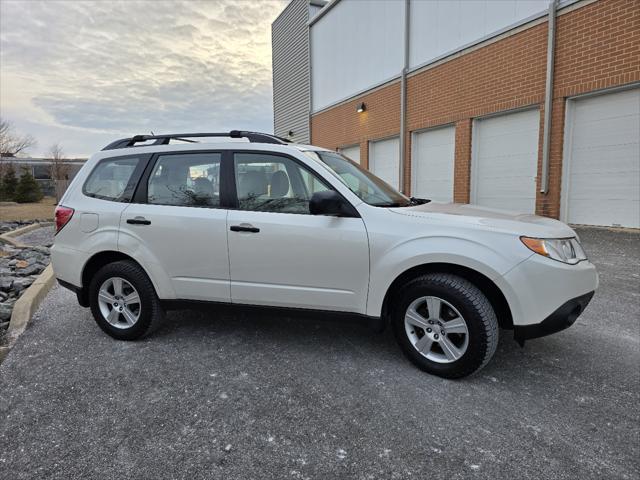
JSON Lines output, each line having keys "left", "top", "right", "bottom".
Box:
{"left": 0, "top": 291, "right": 8, "bottom": 302}
{"left": 0, "top": 279, "right": 14, "bottom": 292}
{"left": 15, "top": 260, "right": 28, "bottom": 269}
{"left": 0, "top": 303, "right": 13, "bottom": 321}
{"left": 13, "top": 278, "right": 35, "bottom": 291}
{"left": 18, "top": 265, "right": 42, "bottom": 277}
{"left": 0, "top": 321, "right": 9, "bottom": 330}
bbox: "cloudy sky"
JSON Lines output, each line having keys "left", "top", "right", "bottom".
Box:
{"left": 0, "top": 0, "right": 287, "bottom": 157}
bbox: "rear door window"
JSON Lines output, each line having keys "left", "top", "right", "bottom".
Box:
{"left": 147, "top": 153, "right": 221, "bottom": 208}
{"left": 83, "top": 156, "right": 143, "bottom": 202}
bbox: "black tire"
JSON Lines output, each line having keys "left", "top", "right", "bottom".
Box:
{"left": 391, "top": 273, "right": 498, "bottom": 379}
{"left": 89, "top": 260, "right": 164, "bottom": 340}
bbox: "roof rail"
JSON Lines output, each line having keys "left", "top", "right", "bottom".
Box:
{"left": 101, "top": 130, "right": 291, "bottom": 151}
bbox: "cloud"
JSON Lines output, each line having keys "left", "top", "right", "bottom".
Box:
{"left": 0, "top": 0, "right": 287, "bottom": 156}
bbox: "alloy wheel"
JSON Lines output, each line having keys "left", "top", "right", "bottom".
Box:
{"left": 97, "top": 277, "right": 142, "bottom": 329}
{"left": 404, "top": 296, "right": 469, "bottom": 363}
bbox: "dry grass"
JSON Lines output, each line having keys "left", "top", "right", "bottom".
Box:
{"left": 0, "top": 197, "right": 56, "bottom": 222}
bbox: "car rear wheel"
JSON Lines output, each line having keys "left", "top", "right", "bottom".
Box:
{"left": 89, "top": 260, "right": 163, "bottom": 340}
{"left": 391, "top": 273, "right": 498, "bottom": 379}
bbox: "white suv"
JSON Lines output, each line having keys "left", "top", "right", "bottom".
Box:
{"left": 51, "top": 131, "right": 598, "bottom": 378}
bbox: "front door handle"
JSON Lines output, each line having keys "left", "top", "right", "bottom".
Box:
{"left": 230, "top": 224, "right": 260, "bottom": 233}
{"left": 126, "top": 217, "right": 151, "bottom": 225}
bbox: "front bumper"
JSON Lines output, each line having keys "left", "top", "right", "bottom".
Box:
{"left": 513, "top": 291, "right": 594, "bottom": 346}
{"left": 495, "top": 254, "right": 598, "bottom": 328}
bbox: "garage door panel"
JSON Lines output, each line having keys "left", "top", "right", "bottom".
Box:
{"left": 472, "top": 109, "right": 539, "bottom": 213}
{"left": 573, "top": 90, "right": 637, "bottom": 120}
{"left": 476, "top": 178, "right": 536, "bottom": 197}
{"left": 569, "top": 172, "right": 637, "bottom": 198}
{"left": 479, "top": 132, "right": 540, "bottom": 157}
{"left": 570, "top": 144, "right": 639, "bottom": 174}
{"left": 412, "top": 126, "right": 455, "bottom": 202}
{"left": 572, "top": 116, "right": 639, "bottom": 149}
{"left": 340, "top": 145, "right": 361, "bottom": 164}
{"left": 478, "top": 111, "right": 538, "bottom": 133}
{"left": 563, "top": 88, "right": 640, "bottom": 228}
{"left": 369, "top": 137, "right": 400, "bottom": 189}
{"left": 568, "top": 199, "right": 639, "bottom": 228}
{"left": 475, "top": 154, "right": 537, "bottom": 175}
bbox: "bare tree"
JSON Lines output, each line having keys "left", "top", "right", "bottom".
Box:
{"left": 49, "top": 142, "right": 70, "bottom": 202}
{"left": 0, "top": 118, "right": 36, "bottom": 157}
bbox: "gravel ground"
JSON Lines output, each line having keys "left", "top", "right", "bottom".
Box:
{"left": 12, "top": 225, "right": 55, "bottom": 247}
{"left": 0, "top": 227, "right": 638, "bottom": 480}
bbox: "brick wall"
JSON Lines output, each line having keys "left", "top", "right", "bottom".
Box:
{"left": 311, "top": 82, "right": 401, "bottom": 169}
{"left": 310, "top": 0, "right": 640, "bottom": 218}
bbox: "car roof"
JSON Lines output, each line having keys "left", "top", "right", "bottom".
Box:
{"left": 90, "top": 140, "right": 332, "bottom": 161}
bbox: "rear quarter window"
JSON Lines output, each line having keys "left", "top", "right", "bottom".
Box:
{"left": 83, "top": 156, "right": 144, "bottom": 202}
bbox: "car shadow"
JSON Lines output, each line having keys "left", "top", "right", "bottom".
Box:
{"left": 152, "top": 306, "right": 576, "bottom": 384}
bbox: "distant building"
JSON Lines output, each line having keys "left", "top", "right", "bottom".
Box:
{"left": 0, "top": 156, "right": 86, "bottom": 197}
{"left": 272, "top": 0, "right": 640, "bottom": 228}
{"left": 272, "top": 0, "right": 326, "bottom": 144}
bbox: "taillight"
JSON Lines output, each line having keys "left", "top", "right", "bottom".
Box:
{"left": 54, "top": 205, "right": 74, "bottom": 234}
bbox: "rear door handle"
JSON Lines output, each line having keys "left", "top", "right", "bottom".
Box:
{"left": 126, "top": 217, "right": 151, "bottom": 225}
{"left": 230, "top": 224, "right": 260, "bottom": 233}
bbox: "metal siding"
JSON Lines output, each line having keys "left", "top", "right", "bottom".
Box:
{"left": 272, "top": 0, "right": 312, "bottom": 144}
{"left": 310, "top": 0, "right": 404, "bottom": 112}
{"left": 305, "top": 0, "right": 555, "bottom": 113}
{"left": 409, "top": 0, "right": 549, "bottom": 69}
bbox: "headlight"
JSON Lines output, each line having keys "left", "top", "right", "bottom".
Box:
{"left": 520, "top": 237, "right": 587, "bottom": 264}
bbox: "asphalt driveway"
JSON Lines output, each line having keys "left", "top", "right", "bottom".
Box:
{"left": 0, "top": 227, "right": 638, "bottom": 480}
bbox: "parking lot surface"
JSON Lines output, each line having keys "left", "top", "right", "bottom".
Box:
{"left": 0, "top": 227, "right": 638, "bottom": 480}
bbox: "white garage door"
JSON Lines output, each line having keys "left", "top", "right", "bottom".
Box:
{"left": 472, "top": 109, "right": 540, "bottom": 213}
{"left": 562, "top": 88, "right": 640, "bottom": 228}
{"left": 339, "top": 144, "right": 361, "bottom": 164}
{"left": 369, "top": 136, "right": 400, "bottom": 189}
{"left": 412, "top": 126, "right": 455, "bottom": 202}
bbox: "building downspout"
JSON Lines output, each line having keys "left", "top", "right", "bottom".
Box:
{"left": 307, "top": 10, "right": 313, "bottom": 145}
{"left": 541, "top": 0, "right": 558, "bottom": 194}
{"left": 399, "top": 0, "right": 410, "bottom": 194}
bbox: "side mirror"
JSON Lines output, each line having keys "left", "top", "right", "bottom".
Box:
{"left": 309, "top": 190, "right": 358, "bottom": 217}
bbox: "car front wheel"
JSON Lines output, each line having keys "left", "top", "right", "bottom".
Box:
{"left": 89, "top": 260, "right": 164, "bottom": 340}
{"left": 391, "top": 273, "right": 498, "bottom": 379}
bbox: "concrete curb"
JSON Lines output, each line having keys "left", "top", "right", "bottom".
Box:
{"left": 0, "top": 222, "right": 55, "bottom": 248}
{"left": 0, "top": 264, "right": 56, "bottom": 364}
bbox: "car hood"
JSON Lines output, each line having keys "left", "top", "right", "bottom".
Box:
{"left": 389, "top": 202, "right": 576, "bottom": 238}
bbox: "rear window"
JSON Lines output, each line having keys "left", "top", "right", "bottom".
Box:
{"left": 83, "top": 156, "right": 142, "bottom": 202}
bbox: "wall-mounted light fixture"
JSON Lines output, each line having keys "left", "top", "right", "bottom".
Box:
{"left": 357, "top": 102, "right": 366, "bottom": 113}
{"left": 287, "top": 130, "right": 294, "bottom": 137}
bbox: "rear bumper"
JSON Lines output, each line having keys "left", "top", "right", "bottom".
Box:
{"left": 513, "top": 291, "right": 594, "bottom": 345}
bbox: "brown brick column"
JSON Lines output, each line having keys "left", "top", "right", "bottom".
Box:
{"left": 453, "top": 119, "right": 472, "bottom": 203}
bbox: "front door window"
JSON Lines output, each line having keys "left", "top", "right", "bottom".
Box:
{"left": 234, "top": 153, "right": 330, "bottom": 214}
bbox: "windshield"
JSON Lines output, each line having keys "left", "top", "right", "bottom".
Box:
{"left": 304, "top": 150, "right": 412, "bottom": 207}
